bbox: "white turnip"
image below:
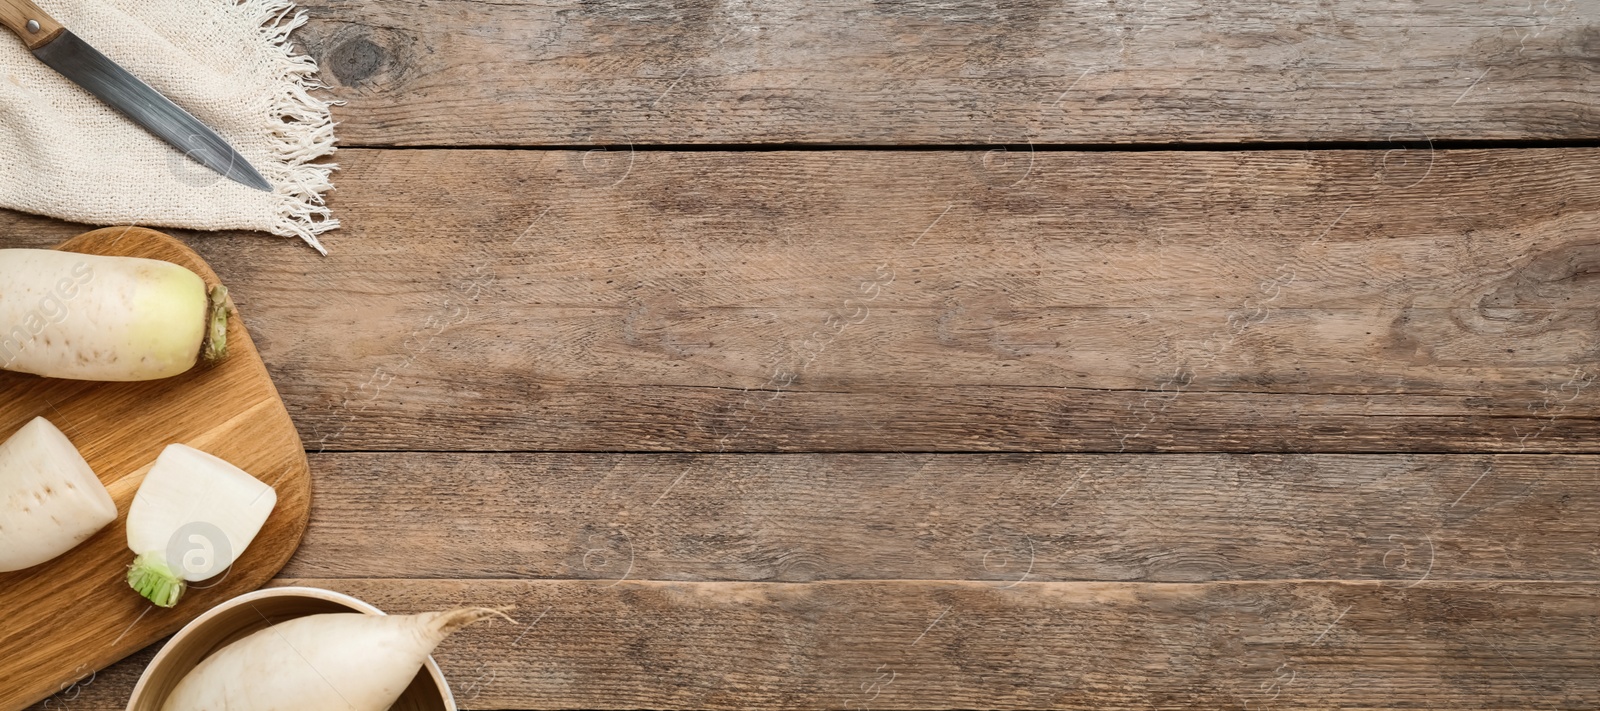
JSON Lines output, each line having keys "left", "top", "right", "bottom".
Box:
{"left": 161, "top": 607, "right": 510, "bottom": 711}
{"left": 126, "top": 444, "right": 276, "bottom": 607}
{"left": 0, "top": 417, "right": 116, "bottom": 571}
{"left": 0, "top": 249, "right": 229, "bottom": 381}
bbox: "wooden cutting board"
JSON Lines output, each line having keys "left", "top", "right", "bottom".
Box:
{"left": 0, "top": 227, "right": 310, "bottom": 710}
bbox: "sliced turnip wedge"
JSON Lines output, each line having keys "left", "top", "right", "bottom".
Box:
{"left": 126, "top": 445, "right": 276, "bottom": 607}
{"left": 161, "top": 607, "right": 512, "bottom": 711}
{"left": 0, "top": 417, "right": 116, "bottom": 572}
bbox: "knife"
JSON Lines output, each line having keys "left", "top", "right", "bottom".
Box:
{"left": 0, "top": 0, "right": 272, "bottom": 191}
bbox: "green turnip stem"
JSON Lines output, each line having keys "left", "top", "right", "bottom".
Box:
{"left": 201, "top": 285, "right": 229, "bottom": 365}
{"left": 127, "top": 551, "right": 185, "bottom": 608}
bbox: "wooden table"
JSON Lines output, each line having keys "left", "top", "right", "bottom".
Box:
{"left": 9, "top": 1, "right": 1600, "bottom": 708}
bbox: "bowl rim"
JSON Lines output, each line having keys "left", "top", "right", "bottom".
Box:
{"left": 125, "top": 586, "right": 457, "bottom": 710}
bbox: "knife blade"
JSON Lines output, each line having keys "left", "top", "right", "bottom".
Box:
{"left": 0, "top": 0, "right": 273, "bottom": 192}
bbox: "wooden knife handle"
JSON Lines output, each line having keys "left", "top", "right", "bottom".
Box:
{"left": 0, "top": 0, "right": 64, "bottom": 50}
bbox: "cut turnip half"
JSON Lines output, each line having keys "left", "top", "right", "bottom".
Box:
{"left": 0, "top": 417, "right": 116, "bottom": 572}
{"left": 126, "top": 444, "right": 276, "bottom": 607}
{"left": 0, "top": 249, "right": 229, "bottom": 382}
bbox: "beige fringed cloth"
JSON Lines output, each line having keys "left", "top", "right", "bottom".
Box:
{"left": 0, "top": 0, "right": 337, "bottom": 253}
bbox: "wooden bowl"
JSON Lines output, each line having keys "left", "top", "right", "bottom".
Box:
{"left": 125, "top": 586, "right": 456, "bottom": 710}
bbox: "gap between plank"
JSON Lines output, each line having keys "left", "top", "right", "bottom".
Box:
{"left": 273, "top": 577, "right": 1600, "bottom": 586}
{"left": 306, "top": 448, "right": 1600, "bottom": 455}
{"left": 338, "top": 138, "right": 1600, "bottom": 152}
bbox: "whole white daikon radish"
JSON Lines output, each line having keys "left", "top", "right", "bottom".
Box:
{"left": 161, "top": 607, "right": 510, "bottom": 711}
{"left": 0, "top": 249, "right": 229, "bottom": 381}
{"left": 126, "top": 445, "right": 276, "bottom": 607}
{"left": 0, "top": 417, "right": 116, "bottom": 571}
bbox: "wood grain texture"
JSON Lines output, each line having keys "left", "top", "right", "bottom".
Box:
{"left": 0, "top": 0, "right": 65, "bottom": 49}
{"left": 281, "top": 453, "right": 1600, "bottom": 584}
{"left": 3, "top": 0, "right": 1596, "bottom": 706}
{"left": 291, "top": 0, "right": 1600, "bottom": 145}
{"left": 0, "top": 228, "right": 310, "bottom": 711}
{"left": 5, "top": 148, "right": 1600, "bottom": 452}
{"left": 36, "top": 579, "right": 1600, "bottom": 710}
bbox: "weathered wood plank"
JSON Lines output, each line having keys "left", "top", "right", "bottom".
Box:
{"left": 3, "top": 148, "right": 1597, "bottom": 451}
{"left": 291, "top": 0, "right": 1600, "bottom": 145}
{"left": 39, "top": 580, "right": 1600, "bottom": 710}
{"left": 283, "top": 453, "right": 1600, "bottom": 584}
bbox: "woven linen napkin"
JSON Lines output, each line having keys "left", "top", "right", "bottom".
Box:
{"left": 0, "top": 0, "right": 337, "bottom": 253}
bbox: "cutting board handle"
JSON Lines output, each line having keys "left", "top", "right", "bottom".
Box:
{"left": 0, "top": 0, "right": 64, "bottom": 50}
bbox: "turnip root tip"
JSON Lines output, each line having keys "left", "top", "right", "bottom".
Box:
{"left": 428, "top": 606, "right": 518, "bottom": 637}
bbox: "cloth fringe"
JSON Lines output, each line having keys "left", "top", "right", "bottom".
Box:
{"left": 232, "top": 0, "right": 340, "bottom": 255}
